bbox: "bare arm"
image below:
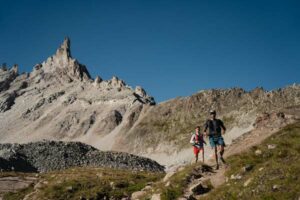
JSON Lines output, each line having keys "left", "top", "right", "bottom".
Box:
{"left": 190, "top": 134, "right": 195, "bottom": 144}
{"left": 220, "top": 120, "right": 226, "bottom": 134}
{"left": 203, "top": 121, "right": 208, "bottom": 137}
{"left": 202, "top": 135, "right": 207, "bottom": 144}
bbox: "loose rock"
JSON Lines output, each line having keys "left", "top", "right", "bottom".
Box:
{"left": 267, "top": 144, "right": 276, "bottom": 149}
{"left": 255, "top": 149, "right": 262, "bottom": 156}
{"left": 151, "top": 193, "right": 161, "bottom": 200}
{"left": 243, "top": 178, "right": 252, "bottom": 187}
{"left": 131, "top": 191, "right": 146, "bottom": 200}
{"left": 243, "top": 164, "right": 254, "bottom": 172}
{"left": 0, "top": 141, "right": 165, "bottom": 173}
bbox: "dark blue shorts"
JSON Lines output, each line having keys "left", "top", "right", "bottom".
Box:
{"left": 209, "top": 136, "right": 225, "bottom": 148}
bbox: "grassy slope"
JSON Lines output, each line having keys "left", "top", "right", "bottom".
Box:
{"left": 139, "top": 121, "right": 300, "bottom": 200}
{"left": 3, "top": 168, "right": 164, "bottom": 200}
{"left": 3, "top": 122, "right": 300, "bottom": 200}
{"left": 3, "top": 186, "right": 35, "bottom": 200}
{"left": 203, "top": 121, "right": 300, "bottom": 200}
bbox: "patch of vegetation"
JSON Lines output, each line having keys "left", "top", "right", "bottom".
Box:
{"left": 140, "top": 163, "right": 212, "bottom": 200}
{"left": 222, "top": 115, "right": 235, "bottom": 128}
{"left": 202, "top": 121, "right": 300, "bottom": 200}
{"left": 132, "top": 109, "right": 238, "bottom": 152}
{"left": 39, "top": 167, "right": 163, "bottom": 200}
{"left": 3, "top": 168, "right": 163, "bottom": 200}
{"left": 138, "top": 113, "right": 208, "bottom": 151}
{"left": 160, "top": 164, "right": 197, "bottom": 200}
{"left": 3, "top": 184, "right": 34, "bottom": 200}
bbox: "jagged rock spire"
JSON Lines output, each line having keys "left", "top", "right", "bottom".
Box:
{"left": 11, "top": 64, "right": 18, "bottom": 74}
{"left": 135, "top": 86, "right": 146, "bottom": 97}
{"left": 38, "top": 37, "right": 91, "bottom": 82}
{"left": 55, "top": 37, "right": 72, "bottom": 60}
{"left": 110, "top": 76, "right": 126, "bottom": 88}
{"left": 0, "top": 64, "right": 18, "bottom": 74}
{"left": 93, "top": 76, "right": 103, "bottom": 86}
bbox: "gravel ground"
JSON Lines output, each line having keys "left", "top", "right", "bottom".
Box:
{"left": 0, "top": 141, "right": 165, "bottom": 173}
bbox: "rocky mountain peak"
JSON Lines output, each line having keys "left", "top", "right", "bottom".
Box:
{"left": 93, "top": 75, "right": 103, "bottom": 86}
{"left": 0, "top": 64, "right": 18, "bottom": 74}
{"left": 110, "top": 76, "right": 126, "bottom": 88}
{"left": 55, "top": 37, "right": 72, "bottom": 60}
{"left": 11, "top": 64, "right": 18, "bottom": 74}
{"left": 34, "top": 38, "right": 91, "bottom": 83}
{"left": 0, "top": 37, "right": 157, "bottom": 148}
{"left": 135, "top": 86, "right": 147, "bottom": 97}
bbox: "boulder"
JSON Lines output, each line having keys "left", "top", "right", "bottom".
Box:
{"left": 255, "top": 149, "right": 262, "bottom": 156}
{"left": 243, "top": 178, "right": 252, "bottom": 187}
{"left": 267, "top": 144, "right": 276, "bottom": 149}
{"left": 243, "top": 164, "right": 254, "bottom": 172}
{"left": 189, "top": 182, "right": 210, "bottom": 195}
{"left": 131, "top": 191, "right": 146, "bottom": 200}
{"left": 94, "top": 76, "right": 103, "bottom": 86}
{"left": 151, "top": 193, "right": 161, "bottom": 200}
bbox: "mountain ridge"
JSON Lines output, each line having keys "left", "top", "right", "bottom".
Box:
{"left": 0, "top": 38, "right": 155, "bottom": 146}
{"left": 1, "top": 38, "right": 299, "bottom": 168}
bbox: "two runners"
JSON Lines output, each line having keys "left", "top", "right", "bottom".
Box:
{"left": 190, "top": 110, "right": 226, "bottom": 169}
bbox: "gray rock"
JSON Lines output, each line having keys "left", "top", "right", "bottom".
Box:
{"left": 272, "top": 185, "right": 280, "bottom": 191}
{"left": 267, "top": 144, "right": 276, "bottom": 150}
{"left": 94, "top": 76, "right": 103, "bottom": 86}
{"left": 230, "top": 174, "right": 242, "bottom": 180}
{"left": 0, "top": 65, "right": 18, "bottom": 92}
{"left": 190, "top": 182, "right": 210, "bottom": 195}
{"left": 243, "top": 164, "right": 254, "bottom": 172}
{"left": 131, "top": 191, "right": 146, "bottom": 200}
{"left": 0, "top": 141, "right": 165, "bottom": 173}
{"left": 0, "top": 92, "right": 16, "bottom": 112}
{"left": 255, "top": 149, "right": 262, "bottom": 156}
{"left": 243, "top": 178, "right": 252, "bottom": 187}
{"left": 46, "top": 91, "right": 65, "bottom": 103}
{"left": 150, "top": 193, "right": 161, "bottom": 200}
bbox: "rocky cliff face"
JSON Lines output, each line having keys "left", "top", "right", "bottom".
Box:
{"left": 0, "top": 38, "right": 155, "bottom": 149}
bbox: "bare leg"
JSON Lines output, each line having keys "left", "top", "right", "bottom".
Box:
{"left": 202, "top": 149, "right": 205, "bottom": 163}
{"left": 195, "top": 154, "right": 198, "bottom": 163}
{"left": 215, "top": 146, "right": 219, "bottom": 169}
{"left": 219, "top": 145, "right": 226, "bottom": 164}
{"left": 220, "top": 145, "right": 224, "bottom": 156}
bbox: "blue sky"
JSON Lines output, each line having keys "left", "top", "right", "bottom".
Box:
{"left": 1, "top": 0, "right": 299, "bottom": 102}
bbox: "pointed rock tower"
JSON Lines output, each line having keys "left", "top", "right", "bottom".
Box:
{"left": 36, "top": 37, "right": 91, "bottom": 83}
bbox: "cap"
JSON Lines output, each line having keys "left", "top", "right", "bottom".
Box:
{"left": 209, "top": 110, "right": 216, "bottom": 114}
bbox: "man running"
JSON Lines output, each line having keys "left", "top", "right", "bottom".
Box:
{"left": 190, "top": 126, "right": 206, "bottom": 163}
{"left": 204, "top": 110, "right": 226, "bottom": 169}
